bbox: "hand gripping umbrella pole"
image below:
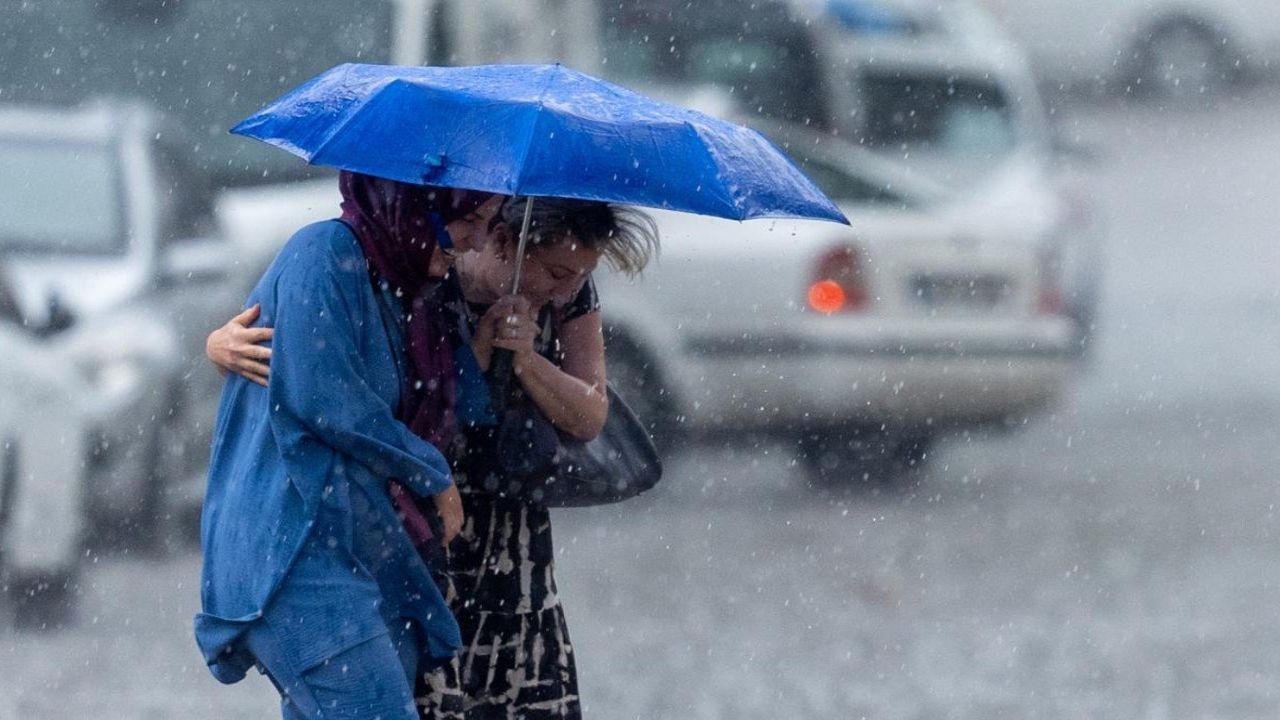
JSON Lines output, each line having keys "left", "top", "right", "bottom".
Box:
{"left": 488, "top": 197, "right": 537, "bottom": 413}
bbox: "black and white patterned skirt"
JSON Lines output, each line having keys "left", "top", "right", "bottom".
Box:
{"left": 418, "top": 485, "right": 581, "bottom": 720}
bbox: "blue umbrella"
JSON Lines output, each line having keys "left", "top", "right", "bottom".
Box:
{"left": 231, "top": 63, "right": 848, "bottom": 227}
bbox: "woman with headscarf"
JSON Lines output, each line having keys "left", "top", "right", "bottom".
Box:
{"left": 195, "top": 171, "right": 503, "bottom": 720}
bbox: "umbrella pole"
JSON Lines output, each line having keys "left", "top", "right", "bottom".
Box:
{"left": 510, "top": 196, "right": 536, "bottom": 294}
{"left": 489, "top": 196, "right": 535, "bottom": 414}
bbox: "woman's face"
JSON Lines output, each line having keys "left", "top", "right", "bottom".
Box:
{"left": 427, "top": 195, "right": 506, "bottom": 277}
{"left": 480, "top": 223, "right": 601, "bottom": 309}
{"left": 520, "top": 238, "right": 601, "bottom": 309}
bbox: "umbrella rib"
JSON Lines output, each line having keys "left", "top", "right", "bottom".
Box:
{"left": 307, "top": 78, "right": 395, "bottom": 167}
{"left": 680, "top": 120, "right": 745, "bottom": 221}
{"left": 511, "top": 65, "right": 563, "bottom": 196}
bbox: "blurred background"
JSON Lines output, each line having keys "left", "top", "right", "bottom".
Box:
{"left": 1, "top": 0, "right": 1278, "bottom": 717}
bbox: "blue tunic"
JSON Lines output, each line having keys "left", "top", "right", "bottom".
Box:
{"left": 195, "top": 220, "right": 460, "bottom": 684}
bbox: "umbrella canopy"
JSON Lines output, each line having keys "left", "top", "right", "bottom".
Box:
{"left": 231, "top": 63, "right": 848, "bottom": 225}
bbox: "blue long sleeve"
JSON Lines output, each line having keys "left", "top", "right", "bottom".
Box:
{"left": 267, "top": 243, "right": 453, "bottom": 500}
{"left": 197, "top": 222, "right": 461, "bottom": 685}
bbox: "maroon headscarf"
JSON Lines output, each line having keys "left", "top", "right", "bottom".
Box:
{"left": 338, "top": 171, "right": 492, "bottom": 547}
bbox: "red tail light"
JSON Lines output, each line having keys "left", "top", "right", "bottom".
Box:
{"left": 808, "top": 245, "right": 869, "bottom": 314}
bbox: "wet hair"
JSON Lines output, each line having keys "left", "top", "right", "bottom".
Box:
{"left": 494, "top": 197, "right": 659, "bottom": 276}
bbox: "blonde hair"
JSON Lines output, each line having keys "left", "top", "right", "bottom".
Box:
{"left": 498, "top": 197, "right": 659, "bottom": 276}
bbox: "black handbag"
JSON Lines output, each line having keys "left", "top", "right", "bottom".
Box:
{"left": 490, "top": 382, "right": 663, "bottom": 507}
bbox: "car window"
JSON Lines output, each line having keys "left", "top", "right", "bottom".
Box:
{"left": 778, "top": 144, "right": 911, "bottom": 207}
{"left": 0, "top": 140, "right": 124, "bottom": 255}
{"left": 804, "top": 161, "right": 911, "bottom": 206}
{"left": 600, "top": 1, "right": 828, "bottom": 127}
{"left": 856, "top": 71, "right": 1017, "bottom": 183}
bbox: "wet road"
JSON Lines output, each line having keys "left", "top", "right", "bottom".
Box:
{"left": 4, "top": 90, "right": 1280, "bottom": 719}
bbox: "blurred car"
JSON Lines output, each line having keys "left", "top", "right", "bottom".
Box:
{"left": 821, "top": 0, "right": 1106, "bottom": 353}
{"left": 0, "top": 101, "right": 239, "bottom": 546}
{"left": 0, "top": 313, "right": 89, "bottom": 628}
{"left": 603, "top": 0, "right": 1103, "bottom": 355}
{"left": 973, "top": 0, "right": 1280, "bottom": 97}
{"left": 596, "top": 122, "right": 1077, "bottom": 483}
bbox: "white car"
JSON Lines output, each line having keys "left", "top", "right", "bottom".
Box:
{"left": 973, "top": 0, "right": 1280, "bottom": 97}
{"left": 822, "top": 0, "right": 1106, "bottom": 354}
{"left": 596, "top": 122, "right": 1077, "bottom": 482}
{"left": 0, "top": 317, "right": 89, "bottom": 628}
{"left": 0, "top": 102, "right": 240, "bottom": 547}
{"left": 604, "top": 0, "right": 1104, "bottom": 354}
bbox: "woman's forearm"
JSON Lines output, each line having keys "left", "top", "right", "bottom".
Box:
{"left": 513, "top": 351, "right": 608, "bottom": 440}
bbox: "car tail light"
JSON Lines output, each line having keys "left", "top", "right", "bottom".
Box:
{"left": 808, "top": 245, "right": 869, "bottom": 314}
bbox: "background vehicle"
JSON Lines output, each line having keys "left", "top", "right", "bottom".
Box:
{"left": 825, "top": 0, "right": 1107, "bottom": 353}
{"left": 599, "top": 0, "right": 1103, "bottom": 335}
{"left": 0, "top": 102, "right": 238, "bottom": 546}
{"left": 974, "top": 0, "right": 1280, "bottom": 98}
{"left": 599, "top": 0, "right": 1102, "bottom": 354}
{"left": 598, "top": 122, "right": 1077, "bottom": 483}
{"left": 0, "top": 312, "right": 89, "bottom": 629}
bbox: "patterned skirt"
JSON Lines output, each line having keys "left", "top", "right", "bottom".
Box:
{"left": 418, "top": 485, "right": 581, "bottom": 720}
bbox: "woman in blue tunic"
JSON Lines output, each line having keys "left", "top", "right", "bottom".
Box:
{"left": 196, "top": 171, "right": 503, "bottom": 719}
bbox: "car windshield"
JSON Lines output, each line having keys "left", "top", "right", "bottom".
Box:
{"left": 779, "top": 144, "right": 913, "bottom": 207}
{"left": 856, "top": 71, "right": 1018, "bottom": 185}
{"left": 0, "top": 140, "right": 124, "bottom": 254}
{"left": 600, "top": 2, "right": 827, "bottom": 127}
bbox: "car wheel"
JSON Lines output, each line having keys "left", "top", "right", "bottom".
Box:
{"left": 798, "top": 429, "right": 934, "bottom": 488}
{"left": 7, "top": 569, "right": 79, "bottom": 631}
{"left": 798, "top": 428, "right": 892, "bottom": 488}
{"left": 1132, "top": 19, "right": 1234, "bottom": 99}
{"left": 120, "top": 386, "right": 190, "bottom": 554}
{"left": 604, "top": 332, "right": 677, "bottom": 453}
